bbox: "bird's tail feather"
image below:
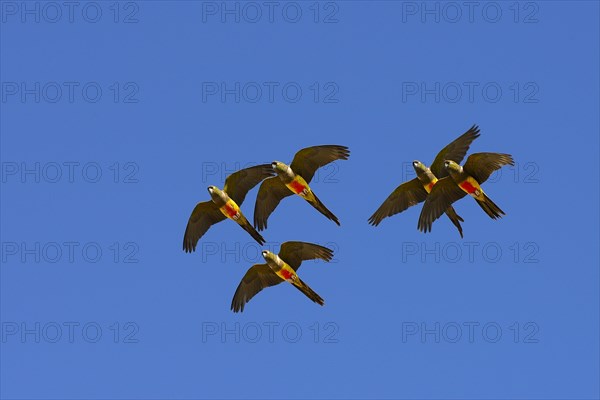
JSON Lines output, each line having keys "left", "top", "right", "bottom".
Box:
{"left": 240, "top": 219, "right": 266, "bottom": 245}
{"left": 444, "top": 206, "right": 464, "bottom": 238}
{"left": 293, "top": 278, "right": 325, "bottom": 306}
{"left": 476, "top": 193, "right": 505, "bottom": 220}
{"left": 310, "top": 192, "right": 340, "bottom": 226}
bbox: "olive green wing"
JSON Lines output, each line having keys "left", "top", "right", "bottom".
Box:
{"left": 224, "top": 164, "right": 274, "bottom": 205}
{"left": 430, "top": 124, "right": 480, "bottom": 178}
{"left": 182, "top": 201, "right": 225, "bottom": 253}
{"left": 289, "top": 145, "right": 350, "bottom": 183}
{"left": 368, "top": 178, "right": 428, "bottom": 226}
{"left": 418, "top": 178, "right": 467, "bottom": 234}
{"left": 253, "top": 177, "right": 293, "bottom": 231}
{"left": 231, "top": 264, "right": 284, "bottom": 313}
{"left": 278, "top": 241, "right": 334, "bottom": 271}
{"left": 463, "top": 152, "right": 514, "bottom": 184}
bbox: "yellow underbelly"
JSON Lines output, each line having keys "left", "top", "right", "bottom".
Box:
{"left": 458, "top": 176, "right": 482, "bottom": 198}
{"left": 219, "top": 200, "right": 241, "bottom": 220}
{"left": 275, "top": 263, "right": 296, "bottom": 281}
{"left": 286, "top": 176, "right": 314, "bottom": 201}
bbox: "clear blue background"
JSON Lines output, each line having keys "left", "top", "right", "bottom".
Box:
{"left": 1, "top": 1, "right": 599, "bottom": 399}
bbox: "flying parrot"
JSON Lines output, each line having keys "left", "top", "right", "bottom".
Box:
{"left": 253, "top": 145, "right": 350, "bottom": 230}
{"left": 183, "top": 164, "right": 274, "bottom": 252}
{"left": 231, "top": 241, "right": 333, "bottom": 312}
{"left": 418, "top": 152, "right": 515, "bottom": 234}
{"left": 368, "top": 125, "right": 481, "bottom": 237}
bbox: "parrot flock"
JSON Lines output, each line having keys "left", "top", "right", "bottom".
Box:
{"left": 183, "top": 126, "right": 513, "bottom": 312}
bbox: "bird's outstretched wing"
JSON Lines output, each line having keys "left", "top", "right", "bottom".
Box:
{"left": 430, "top": 125, "right": 480, "bottom": 178}
{"left": 463, "top": 153, "right": 514, "bottom": 184}
{"left": 224, "top": 164, "right": 274, "bottom": 205}
{"left": 183, "top": 201, "right": 225, "bottom": 253}
{"left": 253, "top": 177, "right": 293, "bottom": 231}
{"left": 278, "top": 241, "right": 334, "bottom": 271}
{"left": 368, "top": 178, "right": 428, "bottom": 226}
{"left": 418, "top": 178, "right": 467, "bottom": 233}
{"left": 231, "top": 264, "right": 284, "bottom": 312}
{"left": 289, "top": 145, "right": 350, "bottom": 183}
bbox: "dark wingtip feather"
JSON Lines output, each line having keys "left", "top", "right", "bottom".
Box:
{"left": 183, "top": 240, "right": 195, "bottom": 253}
{"left": 504, "top": 154, "right": 515, "bottom": 166}
{"left": 231, "top": 295, "right": 246, "bottom": 313}
{"left": 325, "top": 144, "right": 351, "bottom": 160}
{"left": 367, "top": 213, "right": 382, "bottom": 226}
{"left": 317, "top": 246, "right": 335, "bottom": 262}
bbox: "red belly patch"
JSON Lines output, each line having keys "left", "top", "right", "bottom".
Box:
{"left": 460, "top": 181, "right": 477, "bottom": 194}
{"left": 425, "top": 182, "right": 435, "bottom": 193}
{"left": 224, "top": 204, "right": 238, "bottom": 217}
{"left": 279, "top": 269, "right": 293, "bottom": 280}
{"left": 289, "top": 180, "right": 306, "bottom": 194}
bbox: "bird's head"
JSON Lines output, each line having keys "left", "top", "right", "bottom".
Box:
{"left": 261, "top": 250, "right": 275, "bottom": 262}
{"left": 271, "top": 161, "right": 288, "bottom": 174}
{"left": 444, "top": 160, "right": 461, "bottom": 174}
{"left": 271, "top": 161, "right": 290, "bottom": 174}
{"left": 412, "top": 160, "right": 428, "bottom": 174}
{"left": 207, "top": 185, "right": 223, "bottom": 201}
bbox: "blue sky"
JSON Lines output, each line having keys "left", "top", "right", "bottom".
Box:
{"left": 1, "top": 1, "right": 599, "bottom": 399}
